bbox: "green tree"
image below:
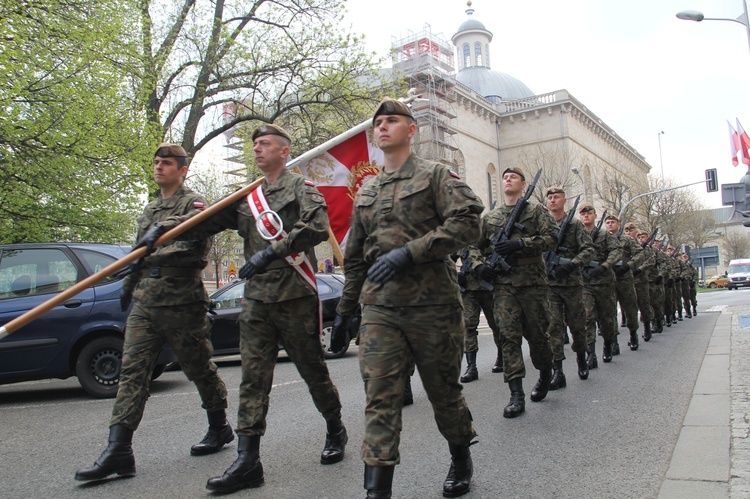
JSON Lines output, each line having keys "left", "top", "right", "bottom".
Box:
{"left": 0, "top": 0, "right": 151, "bottom": 244}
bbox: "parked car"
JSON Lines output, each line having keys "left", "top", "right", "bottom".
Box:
{"left": 208, "top": 273, "right": 361, "bottom": 359}
{"left": 705, "top": 274, "right": 728, "bottom": 288}
{"left": 0, "top": 243, "right": 175, "bottom": 398}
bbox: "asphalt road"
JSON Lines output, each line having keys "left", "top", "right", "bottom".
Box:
{"left": 0, "top": 300, "right": 722, "bottom": 498}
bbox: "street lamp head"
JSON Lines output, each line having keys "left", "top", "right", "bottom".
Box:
{"left": 676, "top": 10, "right": 705, "bottom": 22}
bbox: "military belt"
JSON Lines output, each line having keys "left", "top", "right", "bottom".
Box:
{"left": 515, "top": 255, "right": 543, "bottom": 266}
{"left": 148, "top": 267, "right": 203, "bottom": 278}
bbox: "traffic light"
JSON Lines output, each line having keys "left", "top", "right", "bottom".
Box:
{"left": 705, "top": 168, "right": 718, "bottom": 192}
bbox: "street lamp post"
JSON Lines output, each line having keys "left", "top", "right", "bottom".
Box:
{"left": 570, "top": 166, "right": 587, "bottom": 202}
{"left": 676, "top": 1, "right": 750, "bottom": 55}
{"left": 657, "top": 131, "right": 665, "bottom": 181}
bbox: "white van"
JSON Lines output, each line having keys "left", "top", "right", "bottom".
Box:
{"left": 727, "top": 258, "right": 750, "bottom": 290}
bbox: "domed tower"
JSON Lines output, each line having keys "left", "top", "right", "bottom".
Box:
{"left": 452, "top": 1, "right": 534, "bottom": 103}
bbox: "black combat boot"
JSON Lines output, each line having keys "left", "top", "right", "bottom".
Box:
{"left": 656, "top": 317, "right": 663, "bottom": 333}
{"left": 665, "top": 314, "right": 671, "bottom": 328}
{"left": 75, "top": 424, "right": 135, "bottom": 481}
{"left": 403, "top": 375, "right": 414, "bottom": 406}
{"left": 677, "top": 310, "right": 683, "bottom": 321}
{"left": 586, "top": 343, "right": 598, "bottom": 369}
{"left": 672, "top": 313, "right": 678, "bottom": 324}
{"left": 503, "top": 378, "right": 525, "bottom": 418}
{"left": 693, "top": 305, "right": 697, "bottom": 316}
{"left": 460, "top": 351, "right": 478, "bottom": 383}
{"left": 576, "top": 350, "right": 589, "bottom": 380}
{"left": 612, "top": 337, "right": 620, "bottom": 356}
{"left": 321, "top": 416, "right": 348, "bottom": 464}
{"left": 642, "top": 321, "right": 652, "bottom": 342}
{"left": 549, "top": 360, "right": 566, "bottom": 390}
{"left": 563, "top": 331, "right": 570, "bottom": 344}
{"left": 530, "top": 368, "right": 552, "bottom": 402}
{"left": 602, "top": 340, "right": 613, "bottom": 363}
{"left": 491, "top": 351, "right": 504, "bottom": 373}
{"left": 364, "top": 464, "right": 395, "bottom": 499}
{"left": 685, "top": 308, "right": 692, "bottom": 318}
{"left": 206, "top": 435, "right": 264, "bottom": 492}
{"left": 627, "top": 329, "right": 639, "bottom": 351}
{"left": 443, "top": 442, "right": 473, "bottom": 498}
{"left": 191, "top": 409, "right": 235, "bottom": 456}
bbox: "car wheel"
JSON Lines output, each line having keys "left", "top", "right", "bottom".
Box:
{"left": 709, "top": 283, "right": 716, "bottom": 288}
{"left": 321, "top": 321, "right": 349, "bottom": 359}
{"left": 75, "top": 336, "right": 122, "bottom": 398}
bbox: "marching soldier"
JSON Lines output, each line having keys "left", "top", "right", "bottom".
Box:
{"left": 624, "top": 224, "right": 655, "bottom": 341}
{"left": 330, "top": 98, "right": 483, "bottom": 498}
{"left": 544, "top": 186, "right": 594, "bottom": 388}
{"left": 683, "top": 253, "right": 699, "bottom": 316}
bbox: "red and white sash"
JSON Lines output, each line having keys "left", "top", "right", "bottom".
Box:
{"left": 246, "top": 186, "right": 318, "bottom": 292}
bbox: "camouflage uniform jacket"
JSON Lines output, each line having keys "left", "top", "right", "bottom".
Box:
{"left": 166, "top": 168, "right": 329, "bottom": 303}
{"left": 123, "top": 186, "right": 210, "bottom": 306}
{"left": 664, "top": 253, "right": 679, "bottom": 283}
{"left": 338, "top": 155, "right": 484, "bottom": 315}
{"left": 585, "top": 229, "right": 622, "bottom": 286}
{"left": 470, "top": 202, "right": 557, "bottom": 287}
{"left": 653, "top": 249, "right": 670, "bottom": 282}
{"left": 614, "top": 234, "right": 645, "bottom": 281}
{"left": 457, "top": 246, "right": 486, "bottom": 292}
{"left": 548, "top": 216, "right": 594, "bottom": 287}
{"left": 632, "top": 242, "right": 656, "bottom": 283}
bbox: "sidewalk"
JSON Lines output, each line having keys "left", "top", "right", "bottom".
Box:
{"left": 658, "top": 305, "right": 750, "bottom": 498}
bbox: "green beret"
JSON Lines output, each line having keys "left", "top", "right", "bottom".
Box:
{"left": 372, "top": 97, "right": 414, "bottom": 124}
{"left": 154, "top": 143, "right": 188, "bottom": 158}
{"left": 502, "top": 166, "right": 526, "bottom": 180}
{"left": 578, "top": 202, "right": 595, "bottom": 213}
{"left": 252, "top": 124, "right": 292, "bottom": 143}
{"left": 545, "top": 185, "right": 565, "bottom": 196}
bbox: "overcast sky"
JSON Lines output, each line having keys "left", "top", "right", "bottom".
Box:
{"left": 340, "top": 0, "right": 750, "bottom": 207}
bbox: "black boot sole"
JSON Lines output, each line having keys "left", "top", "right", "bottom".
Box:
{"left": 191, "top": 427, "right": 235, "bottom": 456}
{"left": 75, "top": 466, "right": 136, "bottom": 481}
{"left": 206, "top": 476, "right": 265, "bottom": 492}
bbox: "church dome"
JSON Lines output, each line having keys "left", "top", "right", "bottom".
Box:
{"left": 456, "top": 66, "right": 535, "bottom": 103}
{"left": 456, "top": 17, "right": 487, "bottom": 34}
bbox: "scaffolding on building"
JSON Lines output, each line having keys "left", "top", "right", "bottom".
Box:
{"left": 391, "top": 25, "right": 460, "bottom": 170}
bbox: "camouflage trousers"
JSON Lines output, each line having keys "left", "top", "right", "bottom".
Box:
{"left": 547, "top": 284, "right": 587, "bottom": 361}
{"left": 689, "top": 282, "right": 698, "bottom": 308}
{"left": 681, "top": 281, "right": 691, "bottom": 313}
{"left": 492, "top": 285, "right": 552, "bottom": 382}
{"left": 111, "top": 301, "right": 227, "bottom": 429}
{"left": 615, "top": 276, "right": 639, "bottom": 332}
{"left": 649, "top": 280, "right": 664, "bottom": 319}
{"left": 359, "top": 304, "right": 476, "bottom": 466}
{"left": 236, "top": 295, "right": 342, "bottom": 435}
{"left": 664, "top": 281, "right": 675, "bottom": 318}
{"left": 582, "top": 282, "right": 617, "bottom": 345}
{"left": 462, "top": 289, "right": 501, "bottom": 353}
{"left": 633, "top": 277, "right": 653, "bottom": 324}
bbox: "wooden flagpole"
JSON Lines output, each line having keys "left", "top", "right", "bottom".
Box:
{"left": 0, "top": 178, "right": 265, "bottom": 340}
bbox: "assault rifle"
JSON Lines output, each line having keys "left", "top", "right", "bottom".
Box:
{"left": 581, "top": 210, "right": 609, "bottom": 280}
{"left": 458, "top": 247, "right": 472, "bottom": 293}
{"left": 641, "top": 227, "right": 659, "bottom": 248}
{"left": 544, "top": 195, "right": 581, "bottom": 279}
{"left": 479, "top": 168, "right": 543, "bottom": 291}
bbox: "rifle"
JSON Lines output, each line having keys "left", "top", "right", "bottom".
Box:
{"left": 581, "top": 210, "right": 608, "bottom": 280}
{"left": 479, "top": 168, "right": 543, "bottom": 291}
{"left": 544, "top": 195, "right": 581, "bottom": 279}
{"left": 641, "top": 227, "right": 659, "bottom": 248}
{"left": 458, "top": 246, "right": 472, "bottom": 293}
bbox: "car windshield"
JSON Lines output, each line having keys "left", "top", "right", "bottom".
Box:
{"left": 729, "top": 264, "right": 750, "bottom": 274}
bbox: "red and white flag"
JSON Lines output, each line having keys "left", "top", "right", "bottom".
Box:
{"left": 290, "top": 126, "right": 383, "bottom": 247}
{"left": 728, "top": 120, "right": 740, "bottom": 167}
{"left": 737, "top": 119, "right": 750, "bottom": 166}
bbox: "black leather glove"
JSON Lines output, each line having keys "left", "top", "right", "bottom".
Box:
{"left": 367, "top": 246, "right": 412, "bottom": 284}
{"left": 239, "top": 246, "right": 279, "bottom": 280}
{"left": 654, "top": 275, "right": 663, "bottom": 285}
{"left": 587, "top": 265, "right": 607, "bottom": 278}
{"left": 457, "top": 272, "right": 468, "bottom": 289}
{"left": 120, "top": 288, "right": 133, "bottom": 312}
{"left": 134, "top": 223, "right": 166, "bottom": 257}
{"left": 494, "top": 239, "right": 524, "bottom": 256}
{"left": 614, "top": 263, "right": 630, "bottom": 277}
{"left": 476, "top": 264, "right": 497, "bottom": 283}
{"left": 553, "top": 261, "right": 577, "bottom": 280}
{"left": 329, "top": 313, "right": 352, "bottom": 353}
{"left": 632, "top": 268, "right": 643, "bottom": 277}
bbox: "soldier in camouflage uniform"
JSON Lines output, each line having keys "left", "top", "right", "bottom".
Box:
{"left": 643, "top": 234, "right": 667, "bottom": 333}
{"left": 683, "top": 253, "right": 698, "bottom": 316}
{"left": 471, "top": 166, "right": 556, "bottom": 419}
{"left": 330, "top": 98, "right": 483, "bottom": 498}
{"left": 660, "top": 243, "right": 678, "bottom": 325}
{"left": 76, "top": 144, "right": 231, "bottom": 482}
{"left": 578, "top": 203, "right": 622, "bottom": 367}
{"left": 605, "top": 215, "right": 645, "bottom": 352}
{"left": 156, "top": 126, "right": 346, "bottom": 493}
{"left": 675, "top": 250, "right": 693, "bottom": 319}
{"left": 543, "top": 186, "right": 594, "bottom": 389}
{"left": 624, "top": 224, "right": 655, "bottom": 341}
{"left": 457, "top": 246, "right": 503, "bottom": 382}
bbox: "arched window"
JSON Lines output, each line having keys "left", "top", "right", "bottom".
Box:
{"left": 463, "top": 44, "right": 470, "bottom": 69}
{"left": 475, "top": 43, "right": 483, "bottom": 66}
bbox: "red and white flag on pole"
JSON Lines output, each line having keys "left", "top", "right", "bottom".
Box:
{"left": 289, "top": 122, "right": 383, "bottom": 247}
{"left": 728, "top": 120, "right": 740, "bottom": 167}
{"left": 737, "top": 119, "right": 750, "bottom": 166}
